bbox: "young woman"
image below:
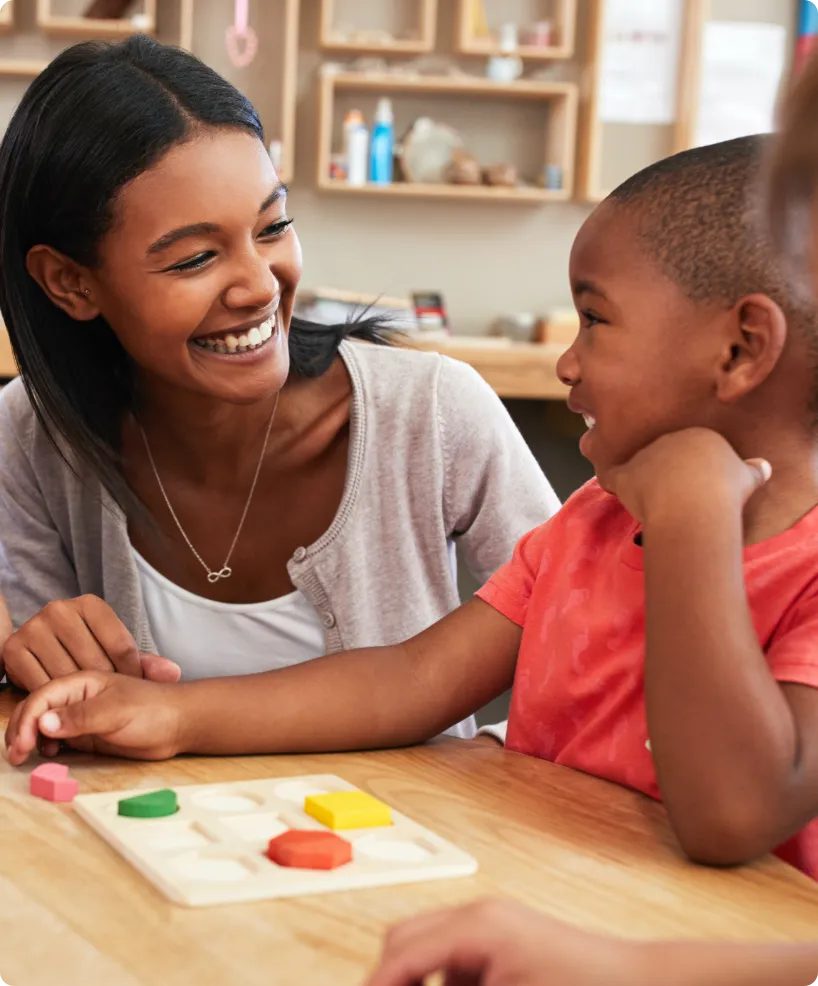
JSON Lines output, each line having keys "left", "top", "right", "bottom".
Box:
{"left": 0, "top": 36, "right": 558, "bottom": 742}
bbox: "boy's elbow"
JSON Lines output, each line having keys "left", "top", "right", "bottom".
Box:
{"left": 672, "top": 803, "right": 775, "bottom": 869}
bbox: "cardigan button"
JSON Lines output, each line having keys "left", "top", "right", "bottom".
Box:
{"left": 322, "top": 611, "right": 336, "bottom": 629}
{"left": 293, "top": 547, "right": 307, "bottom": 562}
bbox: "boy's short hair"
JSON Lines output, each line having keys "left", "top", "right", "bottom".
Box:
{"left": 607, "top": 136, "right": 816, "bottom": 349}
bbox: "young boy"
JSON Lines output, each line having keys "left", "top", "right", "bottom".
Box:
{"left": 363, "top": 62, "right": 818, "bottom": 986}
{"left": 7, "top": 134, "right": 818, "bottom": 880}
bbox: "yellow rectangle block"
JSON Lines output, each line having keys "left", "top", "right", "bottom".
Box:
{"left": 304, "top": 791, "right": 392, "bottom": 830}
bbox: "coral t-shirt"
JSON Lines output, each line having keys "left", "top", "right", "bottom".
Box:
{"left": 477, "top": 480, "right": 818, "bottom": 877}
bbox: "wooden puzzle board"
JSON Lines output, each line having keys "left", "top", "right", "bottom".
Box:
{"left": 73, "top": 774, "right": 478, "bottom": 907}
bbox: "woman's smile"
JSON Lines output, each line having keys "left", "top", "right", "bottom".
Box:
{"left": 191, "top": 310, "right": 279, "bottom": 358}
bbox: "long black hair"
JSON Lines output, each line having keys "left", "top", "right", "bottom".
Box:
{"left": 0, "top": 35, "right": 391, "bottom": 514}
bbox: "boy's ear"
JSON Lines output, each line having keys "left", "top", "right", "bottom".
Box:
{"left": 716, "top": 294, "right": 787, "bottom": 403}
{"left": 25, "top": 244, "right": 99, "bottom": 322}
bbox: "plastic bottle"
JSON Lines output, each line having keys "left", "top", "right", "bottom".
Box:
{"left": 369, "top": 98, "right": 395, "bottom": 185}
{"left": 487, "top": 23, "right": 523, "bottom": 83}
{"left": 346, "top": 121, "right": 370, "bottom": 186}
{"left": 342, "top": 110, "right": 364, "bottom": 170}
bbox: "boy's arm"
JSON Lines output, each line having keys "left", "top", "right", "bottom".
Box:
{"left": 612, "top": 429, "right": 818, "bottom": 865}
{"left": 365, "top": 899, "right": 818, "bottom": 986}
{"left": 5, "top": 599, "right": 522, "bottom": 762}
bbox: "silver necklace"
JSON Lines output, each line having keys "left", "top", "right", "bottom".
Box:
{"left": 139, "top": 393, "right": 280, "bottom": 583}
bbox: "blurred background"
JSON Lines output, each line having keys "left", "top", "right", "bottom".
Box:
{"left": 0, "top": 0, "right": 808, "bottom": 718}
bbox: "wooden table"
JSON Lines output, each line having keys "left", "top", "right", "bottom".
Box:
{"left": 3, "top": 691, "right": 818, "bottom": 986}
{"left": 412, "top": 337, "right": 570, "bottom": 400}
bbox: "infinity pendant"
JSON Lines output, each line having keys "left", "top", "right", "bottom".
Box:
{"left": 207, "top": 567, "right": 233, "bottom": 583}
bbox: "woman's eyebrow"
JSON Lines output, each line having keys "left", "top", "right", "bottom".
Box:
{"left": 146, "top": 183, "right": 289, "bottom": 256}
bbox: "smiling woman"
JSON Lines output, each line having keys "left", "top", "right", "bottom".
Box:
{"left": 0, "top": 36, "right": 558, "bottom": 744}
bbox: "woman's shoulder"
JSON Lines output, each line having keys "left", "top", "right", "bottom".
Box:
{"left": 0, "top": 377, "right": 76, "bottom": 481}
{"left": 0, "top": 377, "right": 41, "bottom": 448}
{"left": 341, "top": 339, "right": 499, "bottom": 416}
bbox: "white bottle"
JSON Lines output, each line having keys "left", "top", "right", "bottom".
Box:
{"left": 346, "top": 123, "right": 370, "bottom": 186}
{"left": 487, "top": 23, "right": 523, "bottom": 83}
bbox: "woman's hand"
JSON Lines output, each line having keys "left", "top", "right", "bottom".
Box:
{"left": 365, "top": 901, "right": 636, "bottom": 986}
{"left": 4, "top": 671, "right": 185, "bottom": 764}
{"left": 2, "top": 595, "right": 181, "bottom": 692}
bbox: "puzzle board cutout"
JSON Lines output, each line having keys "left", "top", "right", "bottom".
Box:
{"left": 72, "top": 774, "right": 478, "bottom": 907}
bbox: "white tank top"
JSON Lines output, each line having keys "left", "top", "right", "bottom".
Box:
{"left": 133, "top": 550, "right": 326, "bottom": 680}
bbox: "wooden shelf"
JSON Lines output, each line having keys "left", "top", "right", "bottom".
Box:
{"left": 318, "top": 71, "right": 578, "bottom": 202}
{"left": 410, "top": 337, "right": 569, "bottom": 400}
{"left": 326, "top": 71, "right": 578, "bottom": 99}
{"left": 456, "top": 0, "right": 577, "bottom": 61}
{"left": 36, "top": 0, "right": 156, "bottom": 38}
{"left": 319, "top": 0, "right": 437, "bottom": 55}
{"left": 318, "top": 179, "right": 570, "bottom": 203}
{"left": 0, "top": 58, "right": 48, "bottom": 74}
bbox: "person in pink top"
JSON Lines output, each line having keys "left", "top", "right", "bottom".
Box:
{"left": 8, "top": 134, "right": 818, "bottom": 887}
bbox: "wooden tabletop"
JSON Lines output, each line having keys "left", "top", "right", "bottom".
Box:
{"left": 412, "top": 336, "right": 570, "bottom": 400}
{"left": 3, "top": 691, "right": 818, "bottom": 986}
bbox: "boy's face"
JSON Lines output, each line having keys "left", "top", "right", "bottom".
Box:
{"left": 560, "top": 203, "right": 730, "bottom": 487}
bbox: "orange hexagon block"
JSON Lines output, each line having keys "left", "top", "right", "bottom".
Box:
{"left": 267, "top": 830, "right": 352, "bottom": 870}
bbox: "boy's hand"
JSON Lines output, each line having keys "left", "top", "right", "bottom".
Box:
{"left": 606, "top": 428, "right": 771, "bottom": 525}
{"left": 2, "top": 595, "right": 181, "bottom": 692}
{"left": 4, "top": 671, "right": 184, "bottom": 764}
{"left": 365, "top": 900, "right": 634, "bottom": 986}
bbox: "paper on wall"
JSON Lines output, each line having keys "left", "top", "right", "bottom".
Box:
{"left": 599, "top": 0, "right": 684, "bottom": 125}
{"left": 695, "top": 21, "right": 787, "bottom": 148}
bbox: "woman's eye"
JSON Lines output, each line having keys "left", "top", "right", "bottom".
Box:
{"left": 259, "top": 218, "right": 294, "bottom": 240}
{"left": 163, "top": 219, "right": 293, "bottom": 273}
{"left": 167, "top": 251, "right": 215, "bottom": 273}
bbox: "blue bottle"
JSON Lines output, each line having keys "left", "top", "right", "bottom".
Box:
{"left": 369, "top": 98, "right": 395, "bottom": 185}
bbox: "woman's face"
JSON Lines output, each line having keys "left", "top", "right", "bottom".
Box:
{"left": 89, "top": 128, "right": 301, "bottom": 405}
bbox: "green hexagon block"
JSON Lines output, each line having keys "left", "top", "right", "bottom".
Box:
{"left": 118, "top": 789, "right": 179, "bottom": 819}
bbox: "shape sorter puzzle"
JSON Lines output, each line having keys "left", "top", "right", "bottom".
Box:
{"left": 72, "top": 774, "right": 478, "bottom": 907}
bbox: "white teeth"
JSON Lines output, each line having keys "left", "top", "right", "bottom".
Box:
{"left": 192, "top": 314, "right": 277, "bottom": 354}
{"left": 583, "top": 415, "right": 596, "bottom": 430}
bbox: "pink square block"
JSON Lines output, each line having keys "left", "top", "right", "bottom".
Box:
{"left": 30, "top": 763, "right": 79, "bottom": 803}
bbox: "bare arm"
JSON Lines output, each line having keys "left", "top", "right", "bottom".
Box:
{"left": 643, "top": 501, "right": 818, "bottom": 864}
{"left": 5, "top": 599, "right": 522, "bottom": 762}
{"left": 365, "top": 900, "right": 818, "bottom": 986}
{"left": 611, "top": 430, "right": 818, "bottom": 866}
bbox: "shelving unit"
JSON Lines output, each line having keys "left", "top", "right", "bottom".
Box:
{"left": 456, "top": 0, "right": 576, "bottom": 60}
{"left": 317, "top": 72, "right": 578, "bottom": 204}
{"left": 319, "top": 0, "right": 437, "bottom": 55}
{"left": 577, "top": 0, "right": 706, "bottom": 203}
{"left": 36, "top": 0, "right": 156, "bottom": 38}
